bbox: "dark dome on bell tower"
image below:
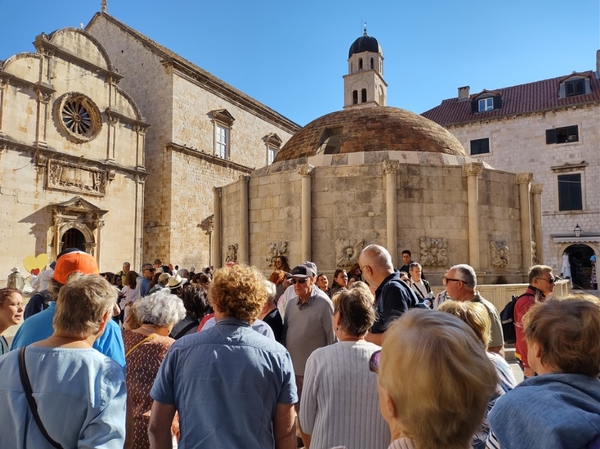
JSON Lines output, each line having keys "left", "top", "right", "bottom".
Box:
{"left": 348, "top": 28, "right": 382, "bottom": 58}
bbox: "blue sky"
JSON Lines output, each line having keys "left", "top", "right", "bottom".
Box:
{"left": 1, "top": 0, "right": 599, "bottom": 126}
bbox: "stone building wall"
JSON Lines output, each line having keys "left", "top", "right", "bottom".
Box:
{"left": 446, "top": 102, "right": 600, "bottom": 270}
{"left": 225, "top": 156, "right": 526, "bottom": 283}
{"left": 87, "top": 13, "right": 300, "bottom": 269}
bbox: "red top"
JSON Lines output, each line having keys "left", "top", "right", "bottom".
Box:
{"left": 514, "top": 286, "right": 545, "bottom": 369}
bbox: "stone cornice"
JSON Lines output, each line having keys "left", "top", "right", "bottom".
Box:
{"left": 33, "top": 35, "right": 123, "bottom": 83}
{"left": 0, "top": 71, "right": 56, "bottom": 95}
{"left": 104, "top": 108, "right": 150, "bottom": 129}
{"left": 550, "top": 161, "right": 588, "bottom": 172}
{"left": 167, "top": 142, "right": 253, "bottom": 174}
{"left": 0, "top": 137, "right": 147, "bottom": 178}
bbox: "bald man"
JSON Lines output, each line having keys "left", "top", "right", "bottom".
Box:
{"left": 360, "top": 244, "right": 420, "bottom": 346}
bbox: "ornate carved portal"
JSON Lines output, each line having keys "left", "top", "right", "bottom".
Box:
{"left": 48, "top": 196, "right": 107, "bottom": 260}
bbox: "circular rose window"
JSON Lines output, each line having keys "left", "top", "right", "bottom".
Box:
{"left": 55, "top": 93, "right": 102, "bottom": 143}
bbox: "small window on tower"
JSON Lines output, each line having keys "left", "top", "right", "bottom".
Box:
{"left": 353, "top": 90, "right": 358, "bottom": 105}
{"left": 361, "top": 89, "right": 367, "bottom": 103}
{"left": 370, "top": 57, "right": 374, "bottom": 69}
{"left": 359, "top": 58, "right": 363, "bottom": 70}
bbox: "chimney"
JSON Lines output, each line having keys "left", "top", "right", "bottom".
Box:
{"left": 458, "top": 86, "right": 470, "bottom": 100}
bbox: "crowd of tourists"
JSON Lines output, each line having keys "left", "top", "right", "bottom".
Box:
{"left": 0, "top": 244, "right": 599, "bottom": 449}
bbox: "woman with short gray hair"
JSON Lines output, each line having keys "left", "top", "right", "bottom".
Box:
{"left": 300, "top": 288, "right": 389, "bottom": 449}
{"left": 123, "top": 290, "right": 185, "bottom": 449}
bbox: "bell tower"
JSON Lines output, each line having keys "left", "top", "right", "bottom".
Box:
{"left": 343, "top": 25, "right": 387, "bottom": 109}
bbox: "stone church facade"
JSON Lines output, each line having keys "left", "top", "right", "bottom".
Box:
{"left": 423, "top": 50, "right": 600, "bottom": 288}
{"left": 0, "top": 27, "right": 147, "bottom": 276}
{"left": 86, "top": 12, "right": 300, "bottom": 269}
{"left": 0, "top": 11, "right": 299, "bottom": 279}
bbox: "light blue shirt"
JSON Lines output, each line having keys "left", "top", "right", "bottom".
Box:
{"left": 151, "top": 317, "right": 297, "bottom": 449}
{"left": 0, "top": 346, "right": 126, "bottom": 448}
{"left": 11, "top": 302, "right": 126, "bottom": 368}
{"left": 200, "top": 317, "right": 275, "bottom": 339}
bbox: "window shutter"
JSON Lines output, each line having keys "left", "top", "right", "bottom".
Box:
{"left": 493, "top": 95, "right": 502, "bottom": 109}
{"left": 471, "top": 100, "right": 478, "bottom": 113}
{"left": 546, "top": 129, "right": 557, "bottom": 144}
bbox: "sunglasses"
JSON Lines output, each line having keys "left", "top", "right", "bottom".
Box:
{"left": 537, "top": 277, "right": 555, "bottom": 284}
{"left": 369, "top": 350, "right": 381, "bottom": 374}
{"left": 291, "top": 278, "right": 308, "bottom": 284}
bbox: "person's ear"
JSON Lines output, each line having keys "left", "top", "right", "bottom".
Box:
{"left": 98, "top": 308, "right": 112, "bottom": 334}
{"left": 379, "top": 382, "right": 398, "bottom": 420}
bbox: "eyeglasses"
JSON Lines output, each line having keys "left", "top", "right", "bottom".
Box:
{"left": 369, "top": 350, "right": 381, "bottom": 374}
{"left": 536, "top": 277, "right": 555, "bottom": 284}
{"left": 291, "top": 278, "right": 308, "bottom": 284}
{"left": 445, "top": 278, "right": 462, "bottom": 283}
{"left": 145, "top": 268, "right": 155, "bottom": 272}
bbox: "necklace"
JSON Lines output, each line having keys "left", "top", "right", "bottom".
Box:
{"left": 140, "top": 326, "right": 157, "bottom": 334}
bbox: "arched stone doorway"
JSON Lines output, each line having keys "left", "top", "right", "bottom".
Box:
{"left": 564, "top": 244, "right": 595, "bottom": 289}
{"left": 61, "top": 228, "right": 86, "bottom": 252}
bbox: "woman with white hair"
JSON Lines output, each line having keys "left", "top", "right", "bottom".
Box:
{"left": 123, "top": 289, "right": 185, "bottom": 449}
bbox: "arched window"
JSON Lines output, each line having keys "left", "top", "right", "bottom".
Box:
{"left": 371, "top": 58, "right": 374, "bottom": 69}
{"left": 352, "top": 90, "right": 358, "bottom": 104}
{"left": 361, "top": 89, "right": 367, "bottom": 103}
{"left": 359, "top": 58, "right": 363, "bottom": 70}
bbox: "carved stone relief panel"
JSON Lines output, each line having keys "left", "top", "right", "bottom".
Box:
{"left": 225, "top": 243, "right": 238, "bottom": 263}
{"left": 335, "top": 239, "right": 364, "bottom": 268}
{"left": 489, "top": 240, "right": 510, "bottom": 268}
{"left": 419, "top": 237, "right": 449, "bottom": 267}
{"left": 266, "top": 241, "right": 288, "bottom": 267}
{"left": 531, "top": 241, "right": 539, "bottom": 265}
{"left": 47, "top": 159, "right": 107, "bottom": 196}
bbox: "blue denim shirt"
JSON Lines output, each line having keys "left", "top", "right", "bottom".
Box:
{"left": 151, "top": 317, "right": 297, "bottom": 449}
{"left": 488, "top": 373, "right": 600, "bottom": 449}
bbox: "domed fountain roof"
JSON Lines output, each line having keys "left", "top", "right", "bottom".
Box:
{"left": 274, "top": 107, "right": 466, "bottom": 163}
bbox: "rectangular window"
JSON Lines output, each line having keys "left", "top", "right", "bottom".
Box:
{"left": 546, "top": 125, "right": 579, "bottom": 144}
{"left": 216, "top": 125, "right": 228, "bottom": 159}
{"left": 478, "top": 98, "right": 494, "bottom": 112}
{"left": 267, "top": 147, "right": 277, "bottom": 165}
{"left": 558, "top": 173, "right": 582, "bottom": 211}
{"left": 565, "top": 79, "right": 585, "bottom": 97}
{"left": 470, "top": 138, "right": 490, "bottom": 155}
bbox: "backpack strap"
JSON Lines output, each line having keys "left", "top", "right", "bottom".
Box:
{"left": 18, "top": 347, "right": 64, "bottom": 449}
{"left": 172, "top": 321, "right": 199, "bottom": 339}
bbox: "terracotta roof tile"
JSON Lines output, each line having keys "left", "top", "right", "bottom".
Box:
{"left": 422, "top": 72, "right": 600, "bottom": 126}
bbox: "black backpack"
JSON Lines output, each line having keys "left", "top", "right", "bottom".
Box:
{"left": 500, "top": 294, "right": 519, "bottom": 344}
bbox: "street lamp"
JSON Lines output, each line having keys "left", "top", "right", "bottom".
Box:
{"left": 574, "top": 224, "right": 581, "bottom": 237}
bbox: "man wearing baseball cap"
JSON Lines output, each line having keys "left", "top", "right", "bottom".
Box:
{"left": 281, "top": 263, "right": 335, "bottom": 447}
{"left": 11, "top": 251, "right": 126, "bottom": 368}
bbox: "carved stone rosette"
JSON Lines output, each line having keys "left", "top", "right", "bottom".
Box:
{"left": 335, "top": 239, "right": 364, "bottom": 268}
{"left": 266, "top": 241, "right": 288, "bottom": 267}
{"left": 419, "top": 237, "right": 449, "bottom": 267}
{"left": 225, "top": 243, "right": 238, "bottom": 263}
{"left": 489, "top": 240, "right": 510, "bottom": 268}
{"left": 47, "top": 159, "right": 107, "bottom": 196}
